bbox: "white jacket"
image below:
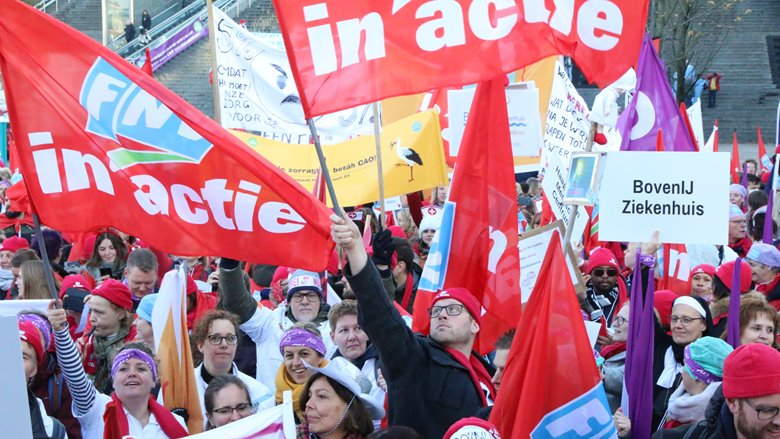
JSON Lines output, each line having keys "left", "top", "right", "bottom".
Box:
{"left": 240, "top": 306, "right": 284, "bottom": 392}
{"left": 271, "top": 303, "right": 336, "bottom": 358}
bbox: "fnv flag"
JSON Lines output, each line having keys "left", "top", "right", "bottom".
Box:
{"left": 153, "top": 267, "right": 203, "bottom": 433}
{"left": 413, "top": 77, "right": 522, "bottom": 355}
{"left": 490, "top": 231, "right": 616, "bottom": 439}
{"left": 184, "top": 395, "right": 296, "bottom": 438}
{"left": 617, "top": 35, "right": 696, "bottom": 152}
{"left": 0, "top": 0, "right": 334, "bottom": 271}
{"left": 272, "top": 0, "right": 650, "bottom": 118}
{"left": 211, "top": 7, "right": 373, "bottom": 142}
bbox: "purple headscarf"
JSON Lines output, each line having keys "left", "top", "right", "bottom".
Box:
{"left": 279, "top": 328, "right": 326, "bottom": 356}
{"left": 111, "top": 349, "right": 157, "bottom": 382}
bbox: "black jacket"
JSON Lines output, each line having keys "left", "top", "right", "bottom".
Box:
{"left": 348, "top": 260, "right": 492, "bottom": 439}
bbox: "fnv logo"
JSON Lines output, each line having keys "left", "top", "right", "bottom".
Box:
{"left": 80, "top": 58, "right": 213, "bottom": 169}
{"left": 531, "top": 384, "right": 616, "bottom": 438}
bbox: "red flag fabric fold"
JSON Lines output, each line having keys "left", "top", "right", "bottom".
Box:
{"left": 731, "top": 131, "right": 741, "bottom": 184}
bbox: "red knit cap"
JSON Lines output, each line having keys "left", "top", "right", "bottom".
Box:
{"left": 431, "top": 288, "right": 482, "bottom": 327}
{"left": 0, "top": 236, "right": 30, "bottom": 253}
{"left": 587, "top": 247, "right": 620, "bottom": 275}
{"left": 715, "top": 260, "right": 752, "bottom": 294}
{"left": 722, "top": 343, "right": 780, "bottom": 399}
{"left": 18, "top": 320, "right": 45, "bottom": 366}
{"left": 653, "top": 290, "right": 679, "bottom": 328}
{"left": 59, "top": 274, "right": 91, "bottom": 300}
{"left": 689, "top": 264, "right": 716, "bottom": 281}
{"left": 92, "top": 279, "right": 133, "bottom": 310}
{"left": 443, "top": 417, "right": 501, "bottom": 439}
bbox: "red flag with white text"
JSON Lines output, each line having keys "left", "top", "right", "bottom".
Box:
{"left": 412, "top": 77, "right": 522, "bottom": 354}
{"left": 0, "top": 0, "right": 334, "bottom": 270}
{"left": 661, "top": 243, "right": 690, "bottom": 295}
{"left": 489, "top": 231, "right": 616, "bottom": 437}
{"left": 272, "top": 0, "right": 650, "bottom": 117}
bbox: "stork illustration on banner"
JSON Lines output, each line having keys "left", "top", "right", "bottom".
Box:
{"left": 391, "top": 137, "right": 423, "bottom": 181}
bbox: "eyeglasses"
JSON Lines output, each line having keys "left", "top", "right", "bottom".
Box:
{"left": 207, "top": 334, "right": 238, "bottom": 345}
{"left": 730, "top": 219, "right": 747, "bottom": 225}
{"left": 744, "top": 399, "right": 780, "bottom": 420}
{"left": 613, "top": 316, "right": 628, "bottom": 326}
{"left": 212, "top": 403, "right": 255, "bottom": 416}
{"left": 670, "top": 316, "right": 704, "bottom": 326}
{"left": 592, "top": 268, "right": 618, "bottom": 277}
{"left": 429, "top": 304, "right": 465, "bottom": 318}
{"left": 291, "top": 292, "right": 320, "bottom": 303}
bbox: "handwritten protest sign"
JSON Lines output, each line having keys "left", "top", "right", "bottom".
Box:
{"left": 519, "top": 221, "right": 585, "bottom": 302}
{"left": 232, "top": 111, "right": 448, "bottom": 207}
{"left": 599, "top": 152, "right": 729, "bottom": 244}
{"left": 541, "top": 60, "right": 590, "bottom": 176}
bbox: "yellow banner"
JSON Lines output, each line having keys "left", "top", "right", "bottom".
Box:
{"left": 232, "top": 110, "right": 448, "bottom": 207}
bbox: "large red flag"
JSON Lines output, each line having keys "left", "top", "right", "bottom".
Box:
{"left": 0, "top": 0, "right": 334, "bottom": 270}
{"left": 272, "top": 0, "right": 650, "bottom": 117}
{"left": 731, "top": 130, "right": 741, "bottom": 183}
{"left": 412, "top": 77, "right": 521, "bottom": 354}
{"left": 489, "top": 231, "right": 615, "bottom": 437}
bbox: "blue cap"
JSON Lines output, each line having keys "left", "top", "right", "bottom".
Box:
{"left": 747, "top": 243, "right": 780, "bottom": 268}
{"left": 136, "top": 293, "right": 158, "bottom": 323}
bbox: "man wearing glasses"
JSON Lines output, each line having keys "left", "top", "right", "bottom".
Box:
{"left": 728, "top": 204, "right": 751, "bottom": 258}
{"left": 330, "top": 214, "right": 495, "bottom": 439}
{"left": 584, "top": 247, "right": 627, "bottom": 326}
{"left": 272, "top": 269, "right": 335, "bottom": 356}
{"left": 683, "top": 343, "right": 780, "bottom": 438}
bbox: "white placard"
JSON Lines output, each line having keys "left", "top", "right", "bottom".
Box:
{"left": 541, "top": 60, "right": 590, "bottom": 176}
{"left": 0, "top": 299, "right": 49, "bottom": 317}
{"left": 583, "top": 320, "right": 602, "bottom": 348}
{"left": 518, "top": 222, "right": 584, "bottom": 302}
{"left": 540, "top": 152, "right": 589, "bottom": 245}
{"left": 447, "top": 85, "right": 544, "bottom": 158}
{"left": 599, "top": 152, "right": 729, "bottom": 244}
{"left": 0, "top": 316, "right": 33, "bottom": 438}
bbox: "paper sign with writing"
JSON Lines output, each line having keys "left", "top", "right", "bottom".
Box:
{"left": 599, "top": 152, "right": 729, "bottom": 244}
{"left": 519, "top": 220, "right": 585, "bottom": 302}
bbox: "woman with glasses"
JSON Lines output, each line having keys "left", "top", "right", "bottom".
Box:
{"left": 204, "top": 375, "right": 256, "bottom": 430}
{"left": 193, "top": 310, "right": 274, "bottom": 430}
{"left": 602, "top": 302, "right": 630, "bottom": 413}
{"left": 275, "top": 323, "right": 328, "bottom": 421}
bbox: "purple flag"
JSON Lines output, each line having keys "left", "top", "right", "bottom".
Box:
{"left": 624, "top": 251, "right": 655, "bottom": 438}
{"left": 727, "top": 258, "right": 742, "bottom": 348}
{"left": 617, "top": 35, "right": 697, "bottom": 151}
{"left": 765, "top": 157, "right": 776, "bottom": 244}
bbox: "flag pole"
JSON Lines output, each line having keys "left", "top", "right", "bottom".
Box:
{"left": 307, "top": 119, "right": 343, "bottom": 214}
{"left": 372, "top": 102, "right": 387, "bottom": 228}
{"left": 32, "top": 212, "right": 60, "bottom": 301}
{"left": 562, "top": 121, "right": 598, "bottom": 246}
{"left": 205, "top": 0, "right": 222, "bottom": 123}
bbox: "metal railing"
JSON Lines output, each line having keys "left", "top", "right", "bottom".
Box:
{"left": 35, "top": 0, "right": 66, "bottom": 13}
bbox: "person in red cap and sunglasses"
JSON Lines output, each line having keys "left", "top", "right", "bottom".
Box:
{"left": 584, "top": 247, "right": 629, "bottom": 327}
{"left": 330, "top": 214, "right": 495, "bottom": 439}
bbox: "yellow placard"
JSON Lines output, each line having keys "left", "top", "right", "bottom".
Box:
{"left": 232, "top": 110, "right": 449, "bottom": 207}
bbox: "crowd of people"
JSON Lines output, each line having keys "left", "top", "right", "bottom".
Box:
{"left": 2, "top": 146, "right": 780, "bottom": 439}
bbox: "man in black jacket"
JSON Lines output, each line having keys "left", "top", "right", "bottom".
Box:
{"left": 331, "top": 214, "right": 494, "bottom": 439}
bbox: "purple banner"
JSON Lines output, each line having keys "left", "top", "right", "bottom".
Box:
{"left": 131, "top": 18, "right": 208, "bottom": 72}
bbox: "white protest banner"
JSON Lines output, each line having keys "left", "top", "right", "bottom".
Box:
{"left": 519, "top": 220, "right": 584, "bottom": 302}
{"left": 686, "top": 101, "right": 704, "bottom": 149}
{"left": 185, "top": 392, "right": 295, "bottom": 438}
{"left": 211, "top": 7, "right": 373, "bottom": 143}
{"left": 0, "top": 299, "right": 49, "bottom": 317}
{"left": 541, "top": 60, "right": 590, "bottom": 175}
{"left": 0, "top": 316, "right": 33, "bottom": 439}
{"left": 448, "top": 85, "right": 544, "bottom": 169}
{"left": 541, "top": 152, "right": 589, "bottom": 245}
{"left": 599, "top": 152, "right": 729, "bottom": 244}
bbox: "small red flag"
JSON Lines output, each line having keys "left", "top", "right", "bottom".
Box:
{"left": 489, "top": 231, "right": 615, "bottom": 437}
{"left": 141, "top": 47, "right": 153, "bottom": 76}
{"left": 656, "top": 128, "right": 665, "bottom": 152}
{"left": 758, "top": 126, "right": 770, "bottom": 174}
{"left": 731, "top": 130, "right": 741, "bottom": 183}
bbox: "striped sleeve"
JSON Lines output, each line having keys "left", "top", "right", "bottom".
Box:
{"left": 54, "top": 328, "right": 97, "bottom": 416}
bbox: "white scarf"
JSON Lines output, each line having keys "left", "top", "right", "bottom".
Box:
{"left": 657, "top": 346, "right": 683, "bottom": 388}
{"left": 667, "top": 381, "right": 722, "bottom": 424}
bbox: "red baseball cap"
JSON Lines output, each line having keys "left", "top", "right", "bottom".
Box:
{"left": 0, "top": 236, "right": 30, "bottom": 253}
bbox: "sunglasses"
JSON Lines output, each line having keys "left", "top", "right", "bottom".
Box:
{"left": 592, "top": 268, "right": 618, "bottom": 277}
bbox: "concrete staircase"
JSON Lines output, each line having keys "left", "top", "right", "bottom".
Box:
{"left": 48, "top": 0, "right": 102, "bottom": 42}
{"left": 153, "top": 0, "right": 280, "bottom": 117}
{"left": 698, "top": 0, "right": 779, "bottom": 143}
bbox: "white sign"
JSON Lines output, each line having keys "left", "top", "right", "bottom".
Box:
{"left": 447, "top": 85, "right": 544, "bottom": 159}
{"left": 541, "top": 61, "right": 590, "bottom": 175}
{"left": 518, "top": 221, "right": 584, "bottom": 302}
{"left": 686, "top": 101, "right": 704, "bottom": 149}
{"left": 0, "top": 299, "right": 49, "bottom": 317}
{"left": 599, "top": 152, "right": 729, "bottom": 244}
{"left": 211, "top": 7, "right": 373, "bottom": 143}
{"left": 0, "top": 316, "right": 33, "bottom": 439}
{"left": 541, "top": 152, "right": 588, "bottom": 245}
